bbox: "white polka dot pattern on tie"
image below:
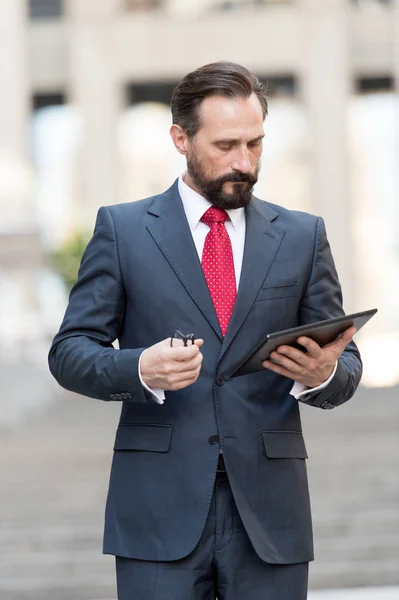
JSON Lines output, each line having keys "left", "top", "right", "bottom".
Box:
{"left": 200, "top": 206, "right": 237, "bottom": 336}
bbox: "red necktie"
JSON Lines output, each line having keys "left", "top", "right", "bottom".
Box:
{"left": 201, "top": 206, "right": 237, "bottom": 336}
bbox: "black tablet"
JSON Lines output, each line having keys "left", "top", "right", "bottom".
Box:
{"left": 230, "top": 308, "right": 378, "bottom": 378}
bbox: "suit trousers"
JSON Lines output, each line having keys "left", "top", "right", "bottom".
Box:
{"left": 115, "top": 471, "right": 309, "bottom": 600}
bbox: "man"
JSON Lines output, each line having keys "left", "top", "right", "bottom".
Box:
{"left": 49, "top": 61, "right": 362, "bottom": 599}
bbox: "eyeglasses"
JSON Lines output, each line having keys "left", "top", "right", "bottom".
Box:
{"left": 170, "top": 330, "right": 195, "bottom": 347}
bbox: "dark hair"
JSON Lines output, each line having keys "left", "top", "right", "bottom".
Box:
{"left": 171, "top": 61, "right": 268, "bottom": 138}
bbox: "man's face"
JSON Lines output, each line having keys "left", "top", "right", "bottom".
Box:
{"left": 183, "top": 93, "right": 264, "bottom": 209}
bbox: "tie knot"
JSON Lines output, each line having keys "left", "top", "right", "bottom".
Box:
{"left": 201, "top": 206, "right": 229, "bottom": 228}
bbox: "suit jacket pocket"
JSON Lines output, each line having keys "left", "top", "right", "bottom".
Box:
{"left": 255, "top": 282, "right": 299, "bottom": 302}
{"left": 114, "top": 423, "right": 173, "bottom": 452}
{"left": 262, "top": 430, "right": 308, "bottom": 459}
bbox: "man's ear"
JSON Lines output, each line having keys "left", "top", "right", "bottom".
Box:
{"left": 170, "top": 124, "right": 189, "bottom": 156}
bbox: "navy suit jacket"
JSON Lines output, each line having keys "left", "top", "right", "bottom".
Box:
{"left": 48, "top": 180, "right": 362, "bottom": 564}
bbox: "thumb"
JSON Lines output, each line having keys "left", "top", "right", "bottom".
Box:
{"left": 336, "top": 326, "right": 357, "bottom": 351}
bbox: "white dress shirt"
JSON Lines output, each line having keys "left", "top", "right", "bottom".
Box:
{"left": 139, "top": 176, "right": 336, "bottom": 403}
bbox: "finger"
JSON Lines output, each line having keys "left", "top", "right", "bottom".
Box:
{"left": 274, "top": 345, "right": 309, "bottom": 367}
{"left": 169, "top": 344, "right": 202, "bottom": 362}
{"left": 269, "top": 351, "right": 303, "bottom": 374}
{"left": 166, "top": 337, "right": 185, "bottom": 348}
{"left": 168, "top": 368, "right": 202, "bottom": 390}
{"left": 172, "top": 339, "right": 204, "bottom": 360}
{"left": 262, "top": 359, "right": 294, "bottom": 379}
{"left": 326, "top": 326, "right": 356, "bottom": 354}
{"left": 173, "top": 352, "right": 203, "bottom": 373}
{"left": 167, "top": 338, "right": 204, "bottom": 349}
{"left": 340, "top": 326, "right": 356, "bottom": 345}
{"left": 180, "top": 365, "right": 202, "bottom": 381}
{"left": 320, "top": 326, "right": 357, "bottom": 352}
{"left": 296, "top": 336, "right": 322, "bottom": 358}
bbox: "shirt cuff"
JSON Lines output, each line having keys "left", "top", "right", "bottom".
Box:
{"left": 138, "top": 349, "right": 165, "bottom": 404}
{"left": 290, "top": 361, "right": 338, "bottom": 400}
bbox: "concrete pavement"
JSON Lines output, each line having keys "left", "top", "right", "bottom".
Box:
{"left": 309, "top": 587, "right": 399, "bottom": 599}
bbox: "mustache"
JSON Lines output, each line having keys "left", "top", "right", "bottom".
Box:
{"left": 215, "top": 172, "right": 258, "bottom": 186}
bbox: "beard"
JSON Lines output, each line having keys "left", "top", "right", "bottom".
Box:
{"left": 186, "top": 153, "right": 260, "bottom": 210}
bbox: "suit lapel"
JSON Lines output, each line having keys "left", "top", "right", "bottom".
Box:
{"left": 145, "top": 184, "right": 285, "bottom": 347}
{"left": 220, "top": 198, "right": 286, "bottom": 359}
{"left": 145, "top": 181, "right": 222, "bottom": 339}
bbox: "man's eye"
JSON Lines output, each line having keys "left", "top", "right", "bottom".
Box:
{"left": 249, "top": 140, "right": 262, "bottom": 148}
{"left": 218, "top": 144, "right": 233, "bottom": 151}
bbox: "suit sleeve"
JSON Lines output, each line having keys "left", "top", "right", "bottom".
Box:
{"left": 297, "top": 217, "right": 362, "bottom": 410}
{"left": 48, "top": 206, "right": 150, "bottom": 403}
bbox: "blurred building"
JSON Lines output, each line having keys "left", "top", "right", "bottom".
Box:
{"left": 1, "top": 5, "right": 398, "bottom": 594}
{"left": 0, "top": 0, "right": 398, "bottom": 386}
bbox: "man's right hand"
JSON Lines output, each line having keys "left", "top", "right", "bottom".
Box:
{"left": 140, "top": 338, "right": 204, "bottom": 391}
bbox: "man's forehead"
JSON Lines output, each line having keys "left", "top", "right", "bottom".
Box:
{"left": 198, "top": 93, "right": 264, "bottom": 133}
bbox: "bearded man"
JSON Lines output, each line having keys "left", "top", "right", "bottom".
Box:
{"left": 49, "top": 61, "right": 361, "bottom": 600}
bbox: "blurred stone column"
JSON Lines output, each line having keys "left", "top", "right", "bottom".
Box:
{"left": 0, "top": 0, "right": 44, "bottom": 359}
{"left": 67, "top": 0, "right": 123, "bottom": 224}
{"left": 393, "top": 0, "right": 399, "bottom": 294}
{"left": 301, "top": 0, "right": 355, "bottom": 311}
{"left": 0, "top": 0, "right": 29, "bottom": 162}
{"left": 0, "top": 0, "right": 34, "bottom": 231}
{"left": 394, "top": 0, "right": 399, "bottom": 211}
{"left": 395, "top": 0, "right": 399, "bottom": 83}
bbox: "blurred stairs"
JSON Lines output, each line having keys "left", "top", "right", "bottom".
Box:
{"left": 0, "top": 382, "right": 398, "bottom": 599}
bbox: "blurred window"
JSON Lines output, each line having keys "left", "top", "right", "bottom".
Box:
{"left": 125, "top": 0, "right": 163, "bottom": 10}
{"left": 32, "top": 93, "right": 66, "bottom": 111}
{"left": 126, "top": 82, "right": 178, "bottom": 106}
{"left": 355, "top": 76, "right": 394, "bottom": 93}
{"left": 29, "top": 0, "right": 63, "bottom": 19}
{"left": 261, "top": 75, "right": 297, "bottom": 98}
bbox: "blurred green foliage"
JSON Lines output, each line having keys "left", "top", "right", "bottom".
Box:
{"left": 49, "top": 231, "right": 91, "bottom": 292}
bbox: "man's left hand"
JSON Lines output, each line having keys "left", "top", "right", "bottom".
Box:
{"left": 262, "top": 326, "right": 356, "bottom": 388}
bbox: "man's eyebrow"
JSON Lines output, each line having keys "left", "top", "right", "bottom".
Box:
{"left": 213, "top": 134, "right": 265, "bottom": 144}
{"left": 248, "top": 134, "right": 265, "bottom": 143}
{"left": 212, "top": 138, "right": 237, "bottom": 144}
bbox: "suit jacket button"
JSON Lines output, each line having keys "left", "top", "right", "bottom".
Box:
{"left": 216, "top": 376, "right": 225, "bottom": 386}
{"left": 208, "top": 434, "right": 219, "bottom": 445}
{"left": 110, "top": 394, "right": 116, "bottom": 400}
{"left": 115, "top": 393, "right": 122, "bottom": 400}
{"left": 120, "top": 393, "right": 127, "bottom": 400}
{"left": 126, "top": 393, "right": 132, "bottom": 399}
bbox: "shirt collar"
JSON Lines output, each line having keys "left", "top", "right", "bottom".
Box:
{"left": 178, "top": 175, "right": 245, "bottom": 231}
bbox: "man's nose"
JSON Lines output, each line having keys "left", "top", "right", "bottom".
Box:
{"left": 231, "top": 147, "right": 251, "bottom": 173}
